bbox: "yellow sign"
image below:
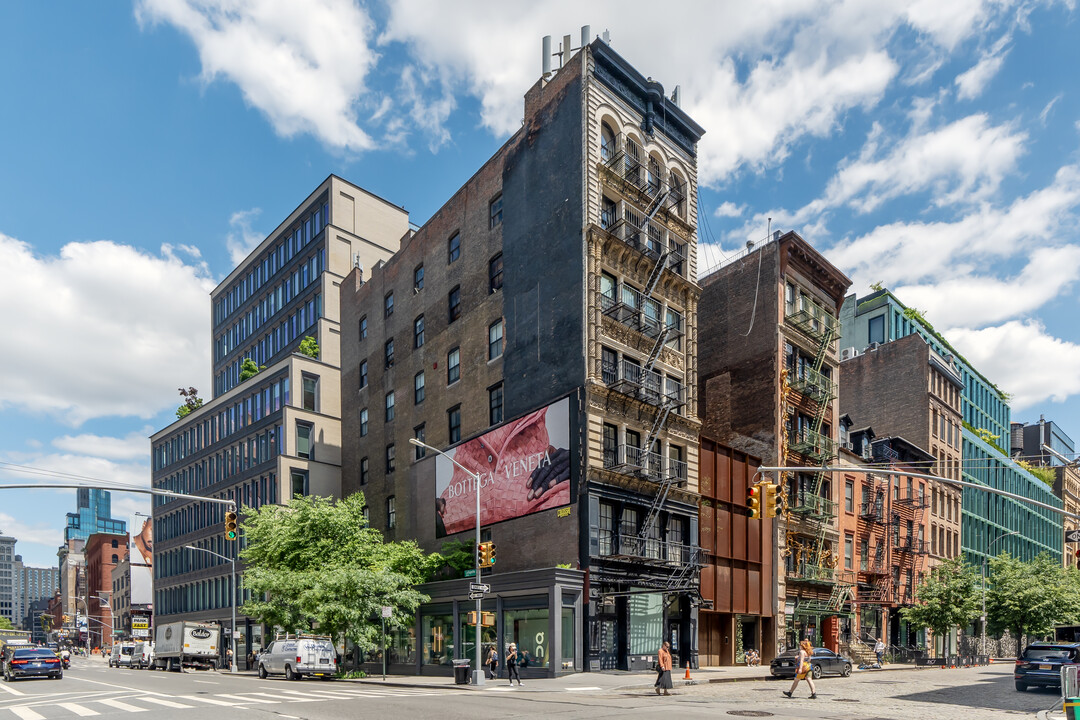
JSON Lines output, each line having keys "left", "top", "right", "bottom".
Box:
{"left": 132, "top": 619, "right": 149, "bottom": 629}
{"left": 557, "top": 507, "right": 571, "bottom": 518}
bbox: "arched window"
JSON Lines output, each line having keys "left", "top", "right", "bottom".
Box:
{"left": 111, "top": 554, "right": 119, "bottom": 564}
{"left": 647, "top": 156, "right": 662, "bottom": 195}
{"left": 600, "top": 122, "right": 617, "bottom": 162}
{"left": 669, "top": 170, "right": 687, "bottom": 217}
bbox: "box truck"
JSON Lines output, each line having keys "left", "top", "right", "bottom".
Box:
{"left": 153, "top": 621, "right": 219, "bottom": 671}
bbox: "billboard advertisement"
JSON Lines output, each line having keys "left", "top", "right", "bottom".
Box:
{"left": 435, "top": 397, "right": 571, "bottom": 537}
{"left": 129, "top": 514, "right": 153, "bottom": 567}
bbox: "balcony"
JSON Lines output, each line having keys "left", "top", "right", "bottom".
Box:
{"left": 600, "top": 211, "right": 688, "bottom": 279}
{"left": 896, "top": 537, "right": 927, "bottom": 554}
{"left": 599, "top": 533, "right": 702, "bottom": 567}
{"left": 857, "top": 580, "right": 892, "bottom": 604}
{"left": 859, "top": 499, "right": 885, "bottom": 523}
{"left": 785, "top": 296, "right": 841, "bottom": 342}
{"left": 895, "top": 492, "right": 930, "bottom": 510}
{"left": 787, "top": 493, "right": 836, "bottom": 519}
{"left": 787, "top": 367, "right": 835, "bottom": 402}
{"left": 787, "top": 564, "right": 855, "bottom": 585}
{"left": 603, "top": 443, "right": 687, "bottom": 486}
{"left": 789, "top": 429, "right": 836, "bottom": 463}
{"left": 601, "top": 133, "right": 659, "bottom": 201}
{"left": 602, "top": 358, "right": 684, "bottom": 409}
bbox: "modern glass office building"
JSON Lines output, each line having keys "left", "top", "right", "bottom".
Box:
{"left": 841, "top": 290, "right": 1063, "bottom": 566}
{"left": 64, "top": 488, "right": 126, "bottom": 544}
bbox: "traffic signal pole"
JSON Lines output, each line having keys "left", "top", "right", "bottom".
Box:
{"left": 410, "top": 438, "right": 484, "bottom": 686}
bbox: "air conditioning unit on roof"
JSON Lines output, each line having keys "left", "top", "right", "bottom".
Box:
{"left": 840, "top": 347, "right": 857, "bottom": 361}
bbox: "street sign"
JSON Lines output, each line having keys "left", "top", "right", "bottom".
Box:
{"left": 464, "top": 568, "right": 476, "bottom": 578}
{"left": 468, "top": 591, "right": 484, "bottom": 600}
{"left": 381, "top": 606, "right": 393, "bottom": 618}
{"left": 1066, "top": 529, "right": 1080, "bottom": 543}
{"left": 469, "top": 583, "right": 491, "bottom": 593}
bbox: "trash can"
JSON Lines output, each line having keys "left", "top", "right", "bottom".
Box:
{"left": 1065, "top": 698, "right": 1080, "bottom": 720}
{"left": 453, "top": 659, "right": 471, "bottom": 685}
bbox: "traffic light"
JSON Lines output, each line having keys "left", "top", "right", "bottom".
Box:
{"left": 467, "top": 611, "right": 479, "bottom": 625}
{"left": 764, "top": 483, "right": 778, "bottom": 518}
{"left": 747, "top": 486, "right": 761, "bottom": 519}
{"left": 224, "top": 510, "right": 238, "bottom": 541}
{"left": 478, "top": 541, "right": 497, "bottom": 568}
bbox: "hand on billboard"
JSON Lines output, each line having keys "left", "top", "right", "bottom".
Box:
{"left": 526, "top": 446, "right": 570, "bottom": 500}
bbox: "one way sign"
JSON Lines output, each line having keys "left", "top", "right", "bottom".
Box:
{"left": 1065, "top": 529, "right": 1080, "bottom": 543}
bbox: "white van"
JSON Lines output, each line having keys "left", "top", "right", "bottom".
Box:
{"left": 132, "top": 642, "right": 154, "bottom": 669}
{"left": 108, "top": 642, "right": 136, "bottom": 668}
{"left": 257, "top": 635, "right": 337, "bottom": 680}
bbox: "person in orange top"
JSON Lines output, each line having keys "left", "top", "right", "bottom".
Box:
{"left": 783, "top": 639, "right": 818, "bottom": 699}
{"left": 654, "top": 641, "right": 673, "bottom": 696}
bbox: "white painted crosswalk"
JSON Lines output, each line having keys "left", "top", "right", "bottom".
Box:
{"left": 0, "top": 685, "right": 455, "bottom": 718}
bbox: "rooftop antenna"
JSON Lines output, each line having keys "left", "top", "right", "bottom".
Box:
{"left": 581, "top": 25, "right": 591, "bottom": 47}
{"left": 603, "top": 29, "right": 611, "bottom": 44}
{"left": 542, "top": 36, "right": 552, "bottom": 77}
{"left": 672, "top": 85, "right": 681, "bottom": 107}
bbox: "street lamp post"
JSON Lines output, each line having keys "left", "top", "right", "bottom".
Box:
{"left": 410, "top": 437, "right": 484, "bottom": 687}
{"left": 184, "top": 545, "right": 237, "bottom": 673}
{"left": 981, "top": 530, "right": 1021, "bottom": 655}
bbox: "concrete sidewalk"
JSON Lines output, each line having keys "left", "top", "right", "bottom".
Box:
{"left": 320, "top": 660, "right": 951, "bottom": 693}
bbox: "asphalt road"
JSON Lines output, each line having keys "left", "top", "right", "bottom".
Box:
{"left": 0, "top": 657, "right": 1059, "bottom": 720}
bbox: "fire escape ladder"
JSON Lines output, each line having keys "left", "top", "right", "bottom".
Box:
{"left": 642, "top": 248, "right": 670, "bottom": 300}
{"left": 646, "top": 190, "right": 669, "bottom": 222}
{"left": 638, "top": 400, "right": 677, "bottom": 545}
{"left": 641, "top": 327, "right": 670, "bottom": 376}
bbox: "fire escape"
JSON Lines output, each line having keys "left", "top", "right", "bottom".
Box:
{"left": 781, "top": 294, "right": 852, "bottom": 613}
{"left": 597, "top": 133, "right": 698, "bottom": 593}
{"left": 857, "top": 481, "right": 892, "bottom": 604}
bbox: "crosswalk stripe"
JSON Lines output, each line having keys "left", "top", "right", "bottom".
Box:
{"left": 57, "top": 703, "right": 100, "bottom": 716}
{"left": 277, "top": 690, "right": 356, "bottom": 699}
{"left": 245, "top": 693, "right": 319, "bottom": 702}
{"left": 211, "top": 694, "right": 278, "bottom": 704}
{"left": 178, "top": 695, "right": 241, "bottom": 706}
{"left": 136, "top": 697, "right": 193, "bottom": 709}
{"left": 9, "top": 708, "right": 44, "bottom": 720}
{"left": 96, "top": 699, "right": 147, "bottom": 713}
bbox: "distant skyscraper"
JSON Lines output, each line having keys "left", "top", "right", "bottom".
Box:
{"left": 0, "top": 535, "right": 16, "bottom": 626}
{"left": 64, "top": 488, "right": 126, "bottom": 543}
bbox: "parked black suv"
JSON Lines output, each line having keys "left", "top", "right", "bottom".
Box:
{"left": 1015, "top": 642, "right": 1080, "bottom": 691}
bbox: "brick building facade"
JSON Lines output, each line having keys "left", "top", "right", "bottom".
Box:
{"left": 698, "top": 231, "right": 851, "bottom": 654}
{"left": 341, "top": 35, "right": 705, "bottom": 675}
{"left": 85, "top": 532, "right": 128, "bottom": 650}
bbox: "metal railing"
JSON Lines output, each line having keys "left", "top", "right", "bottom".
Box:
{"left": 784, "top": 296, "right": 841, "bottom": 341}
{"left": 599, "top": 533, "right": 699, "bottom": 565}
{"left": 787, "top": 367, "right": 835, "bottom": 402}
{"left": 602, "top": 358, "right": 684, "bottom": 407}
{"left": 787, "top": 564, "right": 855, "bottom": 584}
{"left": 860, "top": 499, "right": 885, "bottom": 522}
{"left": 788, "top": 493, "right": 837, "bottom": 517}
{"left": 789, "top": 429, "right": 837, "bottom": 462}
{"left": 603, "top": 443, "right": 687, "bottom": 485}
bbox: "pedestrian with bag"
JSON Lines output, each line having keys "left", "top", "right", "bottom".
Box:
{"left": 506, "top": 643, "right": 522, "bottom": 686}
{"left": 485, "top": 645, "right": 498, "bottom": 680}
{"left": 654, "top": 641, "right": 673, "bottom": 696}
{"left": 782, "top": 639, "right": 817, "bottom": 699}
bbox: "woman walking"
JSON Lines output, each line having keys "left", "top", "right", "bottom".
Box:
{"left": 654, "top": 641, "right": 673, "bottom": 696}
{"left": 506, "top": 643, "right": 522, "bottom": 686}
{"left": 485, "top": 645, "right": 498, "bottom": 680}
{"left": 782, "top": 639, "right": 817, "bottom": 699}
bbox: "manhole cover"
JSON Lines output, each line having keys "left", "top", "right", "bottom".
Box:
{"left": 726, "top": 713, "right": 774, "bottom": 718}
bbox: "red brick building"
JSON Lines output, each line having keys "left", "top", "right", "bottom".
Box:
{"left": 85, "top": 532, "right": 128, "bottom": 650}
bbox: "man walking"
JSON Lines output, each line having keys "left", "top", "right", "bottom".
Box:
{"left": 874, "top": 638, "right": 886, "bottom": 665}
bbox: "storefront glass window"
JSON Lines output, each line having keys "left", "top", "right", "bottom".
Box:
{"left": 561, "top": 608, "right": 574, "bottom": 670}
{"left": 457, "top": 611, "right": 498, "bottom": 670}
{"left": 422, "top": 613, "right": 454, "bottom": 666}
{"left": 504, "top": 608, "right": 550, "bottom": 669}
{"left": 628, "top": 593, "right": 664, "bottom": 655}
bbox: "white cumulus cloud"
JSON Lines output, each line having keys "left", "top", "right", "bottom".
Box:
{"left": 135, "top": 0, "right": 380, "bottom": 152}
{"left": 0, "top": 233, "right": 216, "bottom": 425}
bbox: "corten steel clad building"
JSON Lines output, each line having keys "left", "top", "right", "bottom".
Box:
{"left": 341, "top": 35, "right": 705, "bottom": 676}
{"left": 150, "top": 176, "right": 409, "bottom": 660}
{"left": 697, "top": 231, "right": 851, "bottom": 654}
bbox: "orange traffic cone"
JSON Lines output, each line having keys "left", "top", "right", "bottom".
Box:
{"left": 684, "top": 665, "right": 692, "bottom": 680}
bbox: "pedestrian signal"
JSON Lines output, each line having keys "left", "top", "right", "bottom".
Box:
{"left": 747, "top": 486, "right": 761, "bottom": 519}
{"left": 224, "top": 510, "right": 238, "bottom": 540}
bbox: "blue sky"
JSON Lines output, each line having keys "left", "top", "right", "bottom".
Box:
{"left": 1, "top": 0, "right": 1078, "bottom": 567}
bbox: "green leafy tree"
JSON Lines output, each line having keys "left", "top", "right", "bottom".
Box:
{"left": 240, "top": 493, "right": 441, "bottom": 654}
{"left": 438, "top": 540, "right": 476, "bottom": 578}
{"left": 0, "top": 616, "right": 13, "bottom": 630}
{"left": 238, "top": 358, "right": 265, "bottom": 383}
{"left": 176, "top": 386, "right": 204, "bottom": 419}
{"left": 902, "top": 557, "right": 980, "bottom": 651}
{"left": 986, "top": 552, "right": 1080, "bottom": 649}
{"left": 298, "top": 336, "right": 319, "bottom": 359}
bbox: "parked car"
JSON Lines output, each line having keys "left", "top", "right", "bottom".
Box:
{"left": 4, "top": 647, "right": 63, "bottom": 681}
{"left": 770, "top": 646, "right": 852, "bottom": 679}
{"left": 1015, "top": 642, "right": 1080, "bottom": 691}
{"left": 108, "top": 642, "right": 136, "bottom": 668}
{"left": 257, "top": 636, "right": 337, "bottom": 680}
{"left": 132, "top": 642, "right": 154, "bottom": 669}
